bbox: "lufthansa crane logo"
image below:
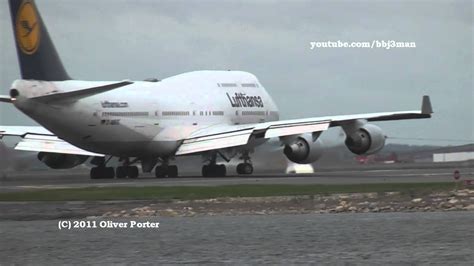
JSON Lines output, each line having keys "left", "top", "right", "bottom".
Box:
{"left": 15, "top": 1, "right": 40, "bottom": 55}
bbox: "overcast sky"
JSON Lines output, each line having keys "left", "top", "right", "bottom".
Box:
{"left": 0, "top": 0, "right": 472, "bottom": 145}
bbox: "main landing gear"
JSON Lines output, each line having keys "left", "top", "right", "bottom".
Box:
{"left": 199, "top": 151, "right": 254, "bottom": 177}
{"left": 201, "top": 152, "right": 227, "bottom": 177}
{"left": 90, "top": 157, "right": 114, "bottom": 179}
{"left": 155, "top": 165, "right": 178, "bottom": 178}
{"left": 89, "top": 157, "right": 139, "bottom": 179}
{"left": 116, "top": 165, "right": 139, "bottom": 179}
{"left": 116, "top": 158, "right": 139, "bottom": 178}
{"left": 236, "top": 163, "right": 253, "bottom": 175}
{"left": 236, "top": 152, "right": 253, "bottom": 175}
{"left": 155, "top": 158, "right": 178, "bottom": 178}
{"left": 202, "top": 164, "right": 227, "bottom": 177}
{"left": 90, "top": 166, "right": 115, "bottom": 179}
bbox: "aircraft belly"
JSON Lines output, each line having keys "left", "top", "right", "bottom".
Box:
{"left": 74, "top": 123, "right": 169, "bottom": 157}
{"left": 78, "top": 140, "right": 179, "bottom": 157}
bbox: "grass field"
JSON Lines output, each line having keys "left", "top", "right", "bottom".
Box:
{"left": 0, "top": 182, "right": 455, "bottom": 201}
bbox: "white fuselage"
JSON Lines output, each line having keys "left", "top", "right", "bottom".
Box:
{"left": 11, "top": 70, "right": 280, "bottom": 157}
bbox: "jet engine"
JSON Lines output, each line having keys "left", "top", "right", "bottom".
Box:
{"left": 283, "top": 133, "right": 324, "bottom": 164}
{"left": 37, "top": 152, "right": 88, "bottom": 169}
{"left": 344, "top": 123, "right": 385, "bottom": 155}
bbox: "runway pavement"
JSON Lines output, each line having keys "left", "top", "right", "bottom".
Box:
{"left": 0, "top": 164, "right": 472, "bottom": 192}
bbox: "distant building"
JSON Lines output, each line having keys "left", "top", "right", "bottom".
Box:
{"left": 433, "top": 152, "right": 474, "bottom": 163}
{"left": 354, "top": 144, "right": 474, "bottom": 164}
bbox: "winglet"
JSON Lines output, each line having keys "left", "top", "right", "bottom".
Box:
{"left": 421, "top": 95, "right": 433, "bottom": 114}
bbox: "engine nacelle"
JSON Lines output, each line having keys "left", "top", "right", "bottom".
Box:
{"left": 344, "top": 123, "right": 385, "bottom": 155}
{"left": 283, "top": 134, "right": 324, "bottom": 164}
{"left": 37, "top": 152, "right": 88, "bottom": 169}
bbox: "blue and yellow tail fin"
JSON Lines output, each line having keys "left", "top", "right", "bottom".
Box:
{"left": 9, "top": 0, "right": 70, "bottom": 81}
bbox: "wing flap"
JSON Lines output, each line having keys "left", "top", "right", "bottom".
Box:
{"left": 175, "top": 121, "right": 331, "bottom": 155}
{"left": 176, "top": 128, "right": 253, "bottom": 155}
{"left": 264, "top": 121, "right": 330, "bottom": 138}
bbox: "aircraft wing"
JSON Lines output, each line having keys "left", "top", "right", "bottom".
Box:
{"left": 0, "top": 126, "right": 104, "bottom": 156}
{"left": 176, "top": 120, "right": 331, "bottom": 155}
{"left": 176, "top": 96, "right": 432, "bottom": 155}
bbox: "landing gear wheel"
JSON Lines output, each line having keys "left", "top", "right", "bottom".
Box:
{"left": 155, "top": 165, "right": 167, "bottom": 178}
{"left": 155, "top": 165, "right": 178, "bottom": 178}
{"left": 202, "top": 165, "right": 209, "bottom": 177}
{"left": 237, "top": 163, "right": 253, "bottom": 175}
{"left": 127, "top": 166, "right": 139, "bottom": 178}
{"left": 90, "top": 167, "right": 100, "bottom": 179}
{"left": 236, "top": 164, "right": 243, "bottom": 175}
{"left": 218, "top": 164, "right": 226, "bottom": 176}
{"left": 104, "top": 167, "right": 115, "bottom": 178}
{"left": 116, "top": 166, "right": 128, "bottom": 178}
{"left": 202, "top": 164, "right": 226, "bottom": 177}
{"left": 90, "top": 167, "right": 115, "bottom": 179}
{"left": 168, "top": 165, "right": 178, "bottom": 177}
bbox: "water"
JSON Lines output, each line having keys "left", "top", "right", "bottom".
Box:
{"left": 1, "top": 212, "right": 473, "bottom": 264}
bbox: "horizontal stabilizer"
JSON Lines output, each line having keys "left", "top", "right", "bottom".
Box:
{"left": 0, "top": 95, "right": 12, "bottom": 103}
{"left": 32, "top": 81, "right": 133, "bottom": 103}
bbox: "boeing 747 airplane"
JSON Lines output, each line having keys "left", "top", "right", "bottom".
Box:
{"left": 0, "top": 0, "right": 432, "bottom": 179}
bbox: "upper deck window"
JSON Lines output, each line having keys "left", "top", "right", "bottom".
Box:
{"left": 218, "top": 83, "right": 237, "bottom": 87}
{"left": 241, "top": 83, "right": 258, "bottom": 88}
